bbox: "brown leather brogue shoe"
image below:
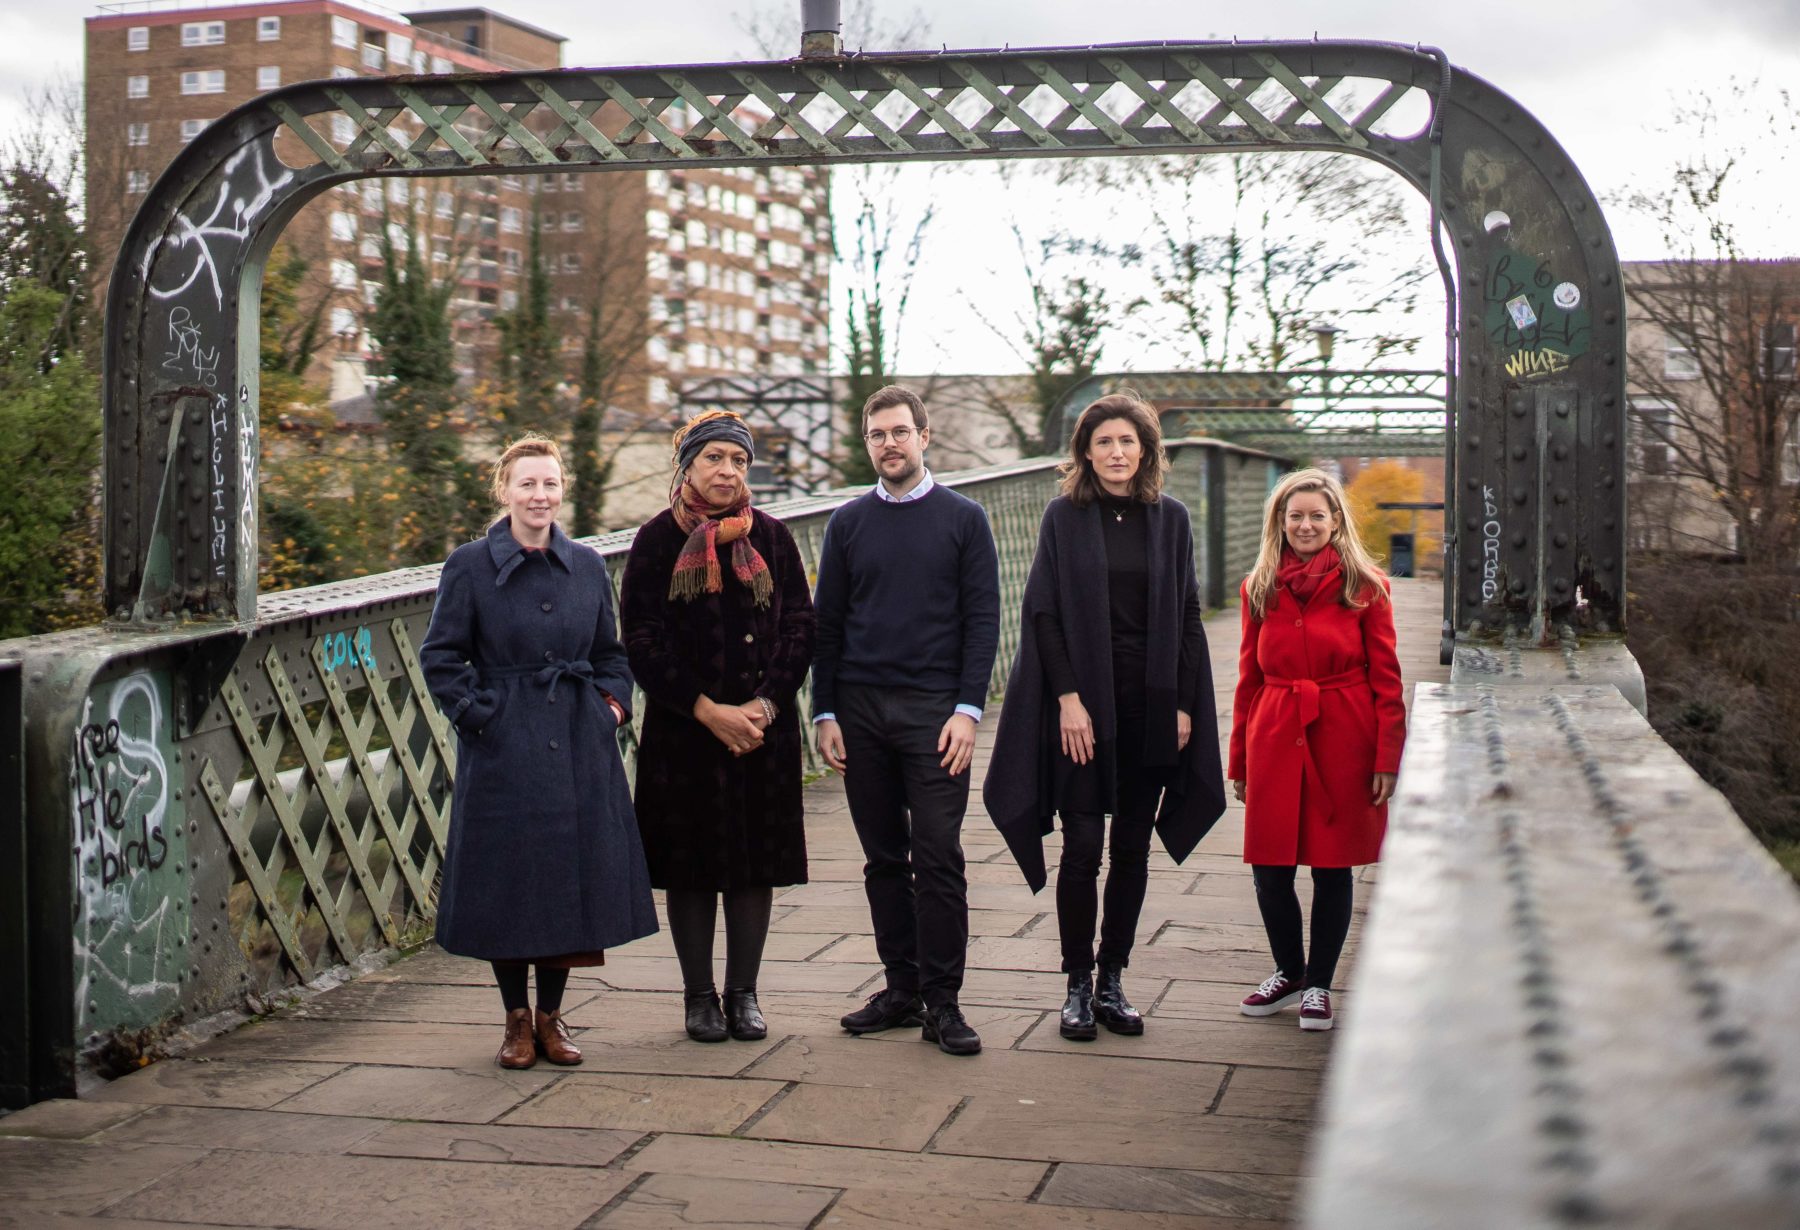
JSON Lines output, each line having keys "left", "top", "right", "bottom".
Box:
{"left": 534, "top": 1008, "right": 582, "bottom": 1065}
{"left": 497, "top": 1007, "right": 536, "bottom": 1069}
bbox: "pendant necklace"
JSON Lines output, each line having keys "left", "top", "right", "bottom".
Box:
{"left": 1112, "top": 507, "right": 1126, "bottom": 523}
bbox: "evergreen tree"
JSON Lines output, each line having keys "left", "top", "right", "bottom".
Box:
{"left": 494, "top": 202, "right": 559, "bottom": 434}
{"left": 569, "top": 305, "right": 612, "bottom": 536}
{"left": 368, "top": 222, "right": 482, "bottom": 563}
{"left": 0, "top": 284, "right": 100, "bottom": 636}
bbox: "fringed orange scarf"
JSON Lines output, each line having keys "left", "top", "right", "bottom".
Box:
{"left": 669, "top": 486, "right": 773, "bottom": 607}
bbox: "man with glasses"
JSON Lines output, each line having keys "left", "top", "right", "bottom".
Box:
{"left": 813, "top": 385, "right": 1001, "bottom": 1055}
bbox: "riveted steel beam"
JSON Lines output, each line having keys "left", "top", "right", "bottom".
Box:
{"left": 105, "top": 41, "right": 1626, "bottom": 642}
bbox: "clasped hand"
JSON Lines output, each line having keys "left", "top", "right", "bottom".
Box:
{"left": 695, "top": 695, "right": 769, "bottom": 757}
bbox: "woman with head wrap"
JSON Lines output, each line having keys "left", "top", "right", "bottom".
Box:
{"left": 620, "top": 411, "right": 817, "bottom": 1042}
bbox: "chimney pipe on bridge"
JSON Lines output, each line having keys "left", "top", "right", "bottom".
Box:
{"left": 800, "top": 0, "right": 843, "bottom": 58}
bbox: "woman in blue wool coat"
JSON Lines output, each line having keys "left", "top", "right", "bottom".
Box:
{"left": 421, "top": 433, "right": 658, "bottom": 1071}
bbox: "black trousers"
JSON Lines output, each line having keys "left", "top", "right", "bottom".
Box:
{"left": 1251, "top": 864, "right": 1354, "bottom": 990}
{"left": 838, "top": 684, "right": 971, "bottom": 1010}
{"left": 1055, "top": 733, "right": 1164, "bottom": 975}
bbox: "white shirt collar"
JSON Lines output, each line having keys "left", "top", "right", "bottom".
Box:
{"left": 875, "top": 468, "right": 935, "bottom": 504}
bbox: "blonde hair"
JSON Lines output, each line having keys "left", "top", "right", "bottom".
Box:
{"left": 490, "top": 432, "right": 565, "bottom": 509}
{"left": 1244, "top": 468, "right": 1388, "bottom": 620}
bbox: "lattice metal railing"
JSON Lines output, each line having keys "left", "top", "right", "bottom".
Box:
{"left": 261, "top": 52, "right": 1432, "bottom": 179}
{"left": 165, "top": 445, "right": 1256, "bottom": 991}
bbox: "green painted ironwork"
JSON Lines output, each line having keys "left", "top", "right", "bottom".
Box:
{"left": 107, "top": 40, "right": 1629, "bottom": 645}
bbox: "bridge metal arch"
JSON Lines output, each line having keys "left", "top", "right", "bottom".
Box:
{"left": 105, "top": 40, "right": 1627, "bottom": 644}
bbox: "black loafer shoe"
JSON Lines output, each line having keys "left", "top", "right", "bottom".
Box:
{"left": 684, "top": 989, "right": 728, "bottom": 1043}
{"left": 840, "top": 988, "right": 925, "bottom": 1034}
{"left": 922, "top": 1003, "right": 981, "bottom": 1056}
{"left": 724, "top": 986, "right": 767, "bottom": 1041}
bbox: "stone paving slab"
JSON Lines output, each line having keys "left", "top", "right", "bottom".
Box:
{"left": 1, "top": 581, "right": 1448, "bottom": 1229}
{"left": 347, "top": 1119, "right": 643, "bottom": 1167}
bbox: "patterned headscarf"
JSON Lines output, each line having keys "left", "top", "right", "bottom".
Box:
{"left": 667, "top": 415, "right": 772, "bottom": 608}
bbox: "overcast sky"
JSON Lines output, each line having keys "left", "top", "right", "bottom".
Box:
{"left": 2, "top": 0, "right": 1795, "bottom": 372}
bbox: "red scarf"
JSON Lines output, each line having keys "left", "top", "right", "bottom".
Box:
{"left": 1278, "top": 542, "right": 1341, "bottom": 608}
{"left": 669, "top": 485, "right": 773, "bottom": 607}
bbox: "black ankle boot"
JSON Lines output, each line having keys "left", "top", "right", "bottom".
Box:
{"left": 1060, "top": 972, "right": 1097, "bottom": 1041}
{"left": 1094, "top": 963, "right": 1144, "bottom": 1035}
{"left": 684, "top": 989, "right": 728, "bottom": 1042}
{"left": 723, "top": 986, "right": 767, "bottom": 1041}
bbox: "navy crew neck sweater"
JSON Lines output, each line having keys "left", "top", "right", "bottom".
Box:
{"left": 812, "top": 484, "right": 1001, "bottom": 716}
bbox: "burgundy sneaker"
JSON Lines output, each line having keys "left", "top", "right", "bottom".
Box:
{"left": 1299, "top": 987, "right": 1334, "bottom": 1031}
{"left": 1240, "top": 972, "right": 1304, "bottom": 1017}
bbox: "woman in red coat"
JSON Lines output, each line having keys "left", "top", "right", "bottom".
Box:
{"left": 1227, "top": 468, "right": 1405, "bottom": 1032}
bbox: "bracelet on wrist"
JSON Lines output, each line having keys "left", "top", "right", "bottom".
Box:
{"left": 757, "top": 696, "right": 777, "bottom": 724}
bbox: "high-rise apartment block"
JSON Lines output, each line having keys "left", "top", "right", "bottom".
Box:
{"left": 84, "top": 1, "right": 832, "bottom": 428}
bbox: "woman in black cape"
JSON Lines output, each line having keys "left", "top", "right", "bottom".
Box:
{"left": 984, "top": 394, "right": 1226, "bottom": 1039}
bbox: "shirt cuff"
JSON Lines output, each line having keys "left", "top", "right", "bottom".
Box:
{"left": 954, "top": 704, "right": 983, "bottom": 723}
{"left": 812, "top": 712, "right": 836, "bottom": 724}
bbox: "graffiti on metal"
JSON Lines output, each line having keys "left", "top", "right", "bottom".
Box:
{"left": 71, "top": 671, "right": 187, "bottom": 1033}
{"left": 317, "top": 626, "right": 378, "bottom": 676}
{"left": 1486, "top": 248, "right": 1592, "bottom": 383}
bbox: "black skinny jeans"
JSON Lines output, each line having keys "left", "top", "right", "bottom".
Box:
{"left": 1055, "top": 710, "right": 1165, "bottom": 976}
{"left": 1251, "top": 864, "right": 1354, "bottom": 990}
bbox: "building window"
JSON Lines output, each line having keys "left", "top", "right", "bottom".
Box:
{"left": 562, "top": 211, "right": 582, "bottom": 232}
{"left": 332, "top": 16, "right": 359, "bottom": 50}
{"left": 127, "top": 26, "right": 149, "bottom": 51}
{"left": 181, "top": 21, "right": 225, "bottom": 47}
{"left": 179, "top": 119, "right": 206, "bottom": 144}
{"left": 500, "top": 288, "right": 519, "bottom": 311}
{"left": 258, "top": 16, "right": 281, "bottom": 41}
{"left": 330, "top": 307, "right": 358, "bottom": 335}
{"left": 562, "top": 173, "right": 582, "bottom": 192}
{"left": 500, "top": 206, "right": 522, "bottom": 233}
{"left": 332, "top": 114, "right": 356, "bottom": 145}
{"left": 388, "top": 33, "right": 413, "bottom": 62}
{"left": 1628, "top": 399, "right": 1678, "bottom": 477}
{"left": 387, "top": 180, "right": 409, "bottom": 205}
{"left": 561, "top": 253, "right": 582, "bottom": 274}
{"left": 127, "top": 122, "right": 150, "bottom": 146}
{"left": 329, "top": 211, "right": 357, "bottom": 242}
{"left": 257, "top": 66, "right": 280, "bottom": 91}
{"left": 501, "top": 248, "right": 521, "bottom": 270}
{"left": 649, "top": 376, "right": 669, "bottom": 406}
{"left": 1663, "top": 330, "right": 1699, "bottom": 381}
{"left": 126, "top": 170, "right": 149, "bottom": 194}
{"left": 330, "top": 259, "right": 358, "bottom": 289}
{"left": 1759, "top": 322, "right": 1797, "bottom": 381}
{"left": 430, "top": 56, "right": 453, "bottom": 74}
{"left": 361, "top": 43, "right": 386, "bottom": 71}
{"left": 127, "top": 76, "right": 149, "bottom": 100}
{"left": 331, "top": 66, "right": 357, "bottom": 80}
{"left": 181, "top": 71, "right": 226, "bottom": 96}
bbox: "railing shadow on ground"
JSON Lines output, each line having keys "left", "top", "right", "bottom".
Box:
{"left": 0, "top": 439, "right": 1287, "bottom": 1106}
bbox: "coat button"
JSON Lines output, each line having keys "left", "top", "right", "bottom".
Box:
{"left": 743, "top": 633, "right": 755, "bottom": 643}
{"left": 550, "top": 739, "right": 559, "bottom": 750}
{"left": 541, "top": 601, "right": 553, "bottom": 612}
{"left": 1294, "top": 619, "right": 1303, "bottom": 627}
{"left": 544, "top": 651, "right": 555, "bottom": 661}
{"left": 1296, "top": 737, "right": 1305, "bottom": 746}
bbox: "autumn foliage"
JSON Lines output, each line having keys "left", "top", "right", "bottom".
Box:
{"left": 1344, "top": 461, "right": 1440, "bottom": 572}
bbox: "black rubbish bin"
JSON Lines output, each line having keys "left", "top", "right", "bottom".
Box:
{"left": 1389, "top": 532, "right": 1415, "bottom": 578}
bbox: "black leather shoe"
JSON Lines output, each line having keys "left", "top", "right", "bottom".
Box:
{"left": 1060, "top": 972, "right": 1097, "bottom": 1041}
{"left": 724, "top": 986, "right": 767, "bottom": 1041}
{"left": 840, "top": 988, "right": 924, "bottom": 1034}
{"left": 1094, "top": 963, "right": 1144, "bottom": 1035}
{"left": 921, "top": 1003, "right": 981, "bottom": 1055}
{"left": 684, "top": 989, "right": 728, "bottom": 1043}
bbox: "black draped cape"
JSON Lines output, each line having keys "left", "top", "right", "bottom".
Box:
{"left": 982, "top": 494, "right": 1226, "bottom": 891}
